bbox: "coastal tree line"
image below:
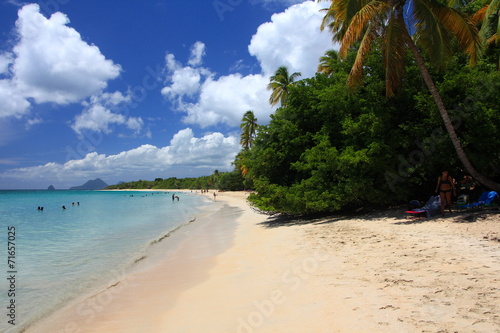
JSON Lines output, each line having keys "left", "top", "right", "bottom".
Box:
{"left": 105, "top": 171, "right": 245, "bottom": 191}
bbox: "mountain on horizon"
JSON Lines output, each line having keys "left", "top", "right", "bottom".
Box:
{"left": 69, "top": 178, "right": 109, "bottom": 190}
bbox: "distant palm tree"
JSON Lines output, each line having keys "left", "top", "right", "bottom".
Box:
{"left": 240, "top": 110, "right": 259, "bottom": 150}
{"left": 321, "top": 0, "right": 500, "bottom": 192}
{"left": 267, "top": 66, "right": 301, "bottom": 107}
{"left": 317, "top": 49, "right": 339, "bottom": 75}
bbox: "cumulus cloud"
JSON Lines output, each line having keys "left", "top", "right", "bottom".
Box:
{"left": 13, "top": 4, "right": 121, "bottom": 104}
{"left": 181, "top": 73, "right": 271, "bottom": 127}
{"left": 161, "top": 52, "right": 212, "bottom": 100}
{"left": 0, "top": 53, "right": 13, "bottom": 74}
{"left": 0, "top": 128, "right": 240, "bottom": 187}
{"left": 163, "top": 48, "right": 272, "bottom": 128}
{"left": 248, "top": 1, "right": 334, "bottom": 78}
{"left": 71, "top": 91, "right": 145, "bottom": 137}
{"left": 0, "top": 4, "right": 121, "bottom": 119}
{"left": 0, "top": 79, "right": 31, "bottom": 118}
{"left": 161, "top": 1, "right": 335, "bottom": 128}
{"left": 188, "top": 41, "right": 206, "bottom": 67}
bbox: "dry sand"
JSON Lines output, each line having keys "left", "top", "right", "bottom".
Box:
{"left": 27, "top": 191, "right": 500, "bottom": 333}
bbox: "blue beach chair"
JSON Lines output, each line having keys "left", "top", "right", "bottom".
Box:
{"left": 462, "top": 191, "right": 498, "bottom": 209}
{"left": 405, "top": 196, "right": 441, "bottom": 218}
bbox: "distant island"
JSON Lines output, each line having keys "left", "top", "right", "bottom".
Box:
{"left": 70, "top": 178, "right": 109, "bottom": 190}
{"left": 47, "top": 185, "right": 56, "bottom": 190}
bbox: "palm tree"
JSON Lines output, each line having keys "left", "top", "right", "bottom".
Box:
{"left": 473, "top": 0, "right": 499, "bottom": 67}
{"left": 240, "top": 110, "right": 259, "bottom": 150}
{"left": 317, "top": 49, "right": 340, "bottom": 75}
{"left": 267, "top": 66, "right": 302, "bottom": 106}
{"left": 320, "top": 0, "right": 500, "bottom": 191}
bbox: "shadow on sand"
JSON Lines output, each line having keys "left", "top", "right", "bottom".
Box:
{"left": 257, "top": 206, "right": 500, "bottom": 229}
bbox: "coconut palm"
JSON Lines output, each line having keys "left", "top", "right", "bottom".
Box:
{"left": 240, "top": 110, "right": 259, "bottom": 150}
{"left": 320, "top": 0, "right": 500, "bottom": 191}
{"left": 267, "top": 66, "right": 302, "bottom": 106}
{"left": 317, "top": 49, "right": 340, "bottom": 75}
{"left": 473, "top": 0, "right": 499, "bottom": 67}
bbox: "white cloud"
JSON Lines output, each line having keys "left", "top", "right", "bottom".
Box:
{"left": 161, "top": 1, "right": 335, "bottom": 128}
{"left": 0, "top": 4, "right": 121, "bottom": 119}
{"left": 0, "top": 128, "right": 240, "bottom": 188}
{"left": 161, "top": 61, "right": 206, "bottom": 99}
{"left": 0, "top": 53, "right": 13, "bottom": 74}
{"left": 163, "top": 52, "right": 273, "bottom": 128}
{"left": 0, "top": 79, "right": 31, "bottom": 118}
{"left": 181, "top": 73, "right": 272, "bottom": 128}
{"left": 248, "top": 1, "right": 335, "bottom": 78}
{"left": 188, "top": 41, "right": 206, "bottom": 67}
{"left": 72, "top": 91, "right": 144, "bottom": 137}
{"left": 13, "top": 4, "right": 121, "bottom": 104}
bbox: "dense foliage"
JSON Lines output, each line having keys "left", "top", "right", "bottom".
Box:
{"left": 243, "top": 50, "right": 500, "bottom": 215}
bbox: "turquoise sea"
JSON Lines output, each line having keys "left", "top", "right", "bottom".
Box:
{"left": 0, "top": 190, "right": 210, "bottom": 333}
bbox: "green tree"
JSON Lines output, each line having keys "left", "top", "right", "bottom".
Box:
{"left": 267, "top": 66, "right": 301, "bottom": 107}
{"left": 240, "top": 110, "right": 259, "bottom": 150}
{"left": 320, "top": 0, "right": 500, "bottom": 192}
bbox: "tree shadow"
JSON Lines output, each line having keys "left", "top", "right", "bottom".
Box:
{"left": 394, "top": 209, "right": 500, "bottom": 225}
{"left": 257, "top": 214, "right": 345, "bottom": 229}
{"left": 257, "top": 208, "right": 405, "bottom": 229}
{"left": 257, "top": 207, "right": 500, "bottom": 229}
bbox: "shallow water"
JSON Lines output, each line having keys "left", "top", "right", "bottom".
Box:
{"left": 0, "top": 190, "right": 209, "bottom": 332}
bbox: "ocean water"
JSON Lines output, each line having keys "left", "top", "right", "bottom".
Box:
{"left": 0, "top": 190, "right": 210, "bottom": 332}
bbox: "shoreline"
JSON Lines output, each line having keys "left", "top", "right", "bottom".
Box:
{"left": 26, "top": 192, "right": 500, "bottom": 332}
{"left": 24, "top": 190, "right": 232, "bottom": 333}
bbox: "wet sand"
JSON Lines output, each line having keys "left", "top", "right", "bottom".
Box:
{"left": 27, "top": 191, "right": 500, "bottom": 332}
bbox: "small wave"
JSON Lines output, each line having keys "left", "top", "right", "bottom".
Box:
{"left": 134, "top": 255, "right": 147, "bottom": 264}
{"left": 149, "top": 217, "right": 196, "bottom": 245}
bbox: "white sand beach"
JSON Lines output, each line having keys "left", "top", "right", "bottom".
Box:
{"left": 27, "top": 191, "right": 500, "bottom": 332}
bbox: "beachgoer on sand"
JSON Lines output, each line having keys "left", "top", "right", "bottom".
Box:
{"left": 435, "top": 169, "right": 456, "bottom": 216}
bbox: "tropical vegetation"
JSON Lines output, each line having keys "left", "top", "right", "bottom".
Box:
{"left": 109, "top": 0, "right": 499, "bottom": 215}
{"left": 242, "top": 45, "right": 499, "bottom": 214}
{"left": 320, "top": 0, "right": 500, "bottom": 192}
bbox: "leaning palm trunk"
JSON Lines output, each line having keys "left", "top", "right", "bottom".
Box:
{"left": 397, "top": 8, "right": 500, "bottom": 192}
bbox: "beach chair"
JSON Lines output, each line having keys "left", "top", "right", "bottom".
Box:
{"left": 405, "top": 196, "right": 441, "bottom": 218}
{"left": 462, "top": 191, "right": 498, "bottom": 209}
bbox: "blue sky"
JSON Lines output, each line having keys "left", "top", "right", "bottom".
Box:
{"left": 0, "top": 0, "right": 336, "bottom": 189}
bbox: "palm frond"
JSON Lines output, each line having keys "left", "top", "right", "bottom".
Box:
{"left": 382, "top": 13, "right": 408, "bottom": 96}
{"left": 347, "top": 23, "right": 376, "bottom": 87}
{"left": 339, "top": 0, "right": 388, "bottom": 57}
{"left": 413, "top": 0, "right": 455, "bottom": 69}
{"left": 322, "top": 0, "right": 371, "bottom": 42}
{"left": 421, "top": 0, "right": 480, "bottom": 65}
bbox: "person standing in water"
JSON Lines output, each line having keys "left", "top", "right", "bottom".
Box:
{"left": 435, "top": 169, "right": 456, "bottom": 216}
